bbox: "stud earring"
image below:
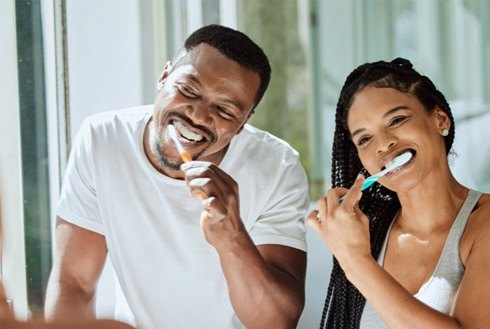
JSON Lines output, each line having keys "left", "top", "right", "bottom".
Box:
{"left": 441, "top": 128, "right": 449, "bottom": 137}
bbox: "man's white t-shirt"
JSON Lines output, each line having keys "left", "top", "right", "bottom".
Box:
{"left": 57, "top": 105, "right": 309, "bottom": 329}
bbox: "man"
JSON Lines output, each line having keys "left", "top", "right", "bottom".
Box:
{"left": 45, "top": 24, "right": 309, "bottom": 329}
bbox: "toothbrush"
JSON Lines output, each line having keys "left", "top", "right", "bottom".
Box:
{"left": 339, "top": 152, "right": 412, "bottom": 203}
{"left": 167, "top": 124, "right": 207, "bottom": 199}
{"left": 360, "top": 152, "right": 412, "bottom": 191}
{"left": 167, "top": 124, "right": 192, "bottom": 163}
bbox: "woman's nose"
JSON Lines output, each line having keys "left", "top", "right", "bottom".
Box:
{"left": 376, "top": 131, "right": 397, "bottom": 154}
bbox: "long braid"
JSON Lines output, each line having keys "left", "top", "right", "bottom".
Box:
{"left": 319, "top": 58, "right": 455, "bottom": 329}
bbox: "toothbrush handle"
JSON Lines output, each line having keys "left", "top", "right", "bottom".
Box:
{"left": 180, "top": 151, "right": 193, "bottom": 163}
{"left": 361, "top": 174, "right": 381, "bottom": 191}
{"left": 178, "top": 150, "right": 207, "bottom": 200}
{"left": 338, "top": 174, "right": 380, "bottom": 204}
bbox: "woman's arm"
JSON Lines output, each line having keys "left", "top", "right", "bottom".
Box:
{"left": 308, "top": 178, "right": 490, "bottom": 328}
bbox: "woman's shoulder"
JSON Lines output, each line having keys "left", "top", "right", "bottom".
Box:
{"left": 460, "top": 191, "right": 490, "bottom": 263}
{"left": 474, "top": 192, "right": 490, "bottom": 216}
{"left": 468, "top": 191, "right": 490, "bottom": 231}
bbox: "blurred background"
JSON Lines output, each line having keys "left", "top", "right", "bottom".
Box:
{"left": 1, "top": 0, "right": 489, "bottom": 328}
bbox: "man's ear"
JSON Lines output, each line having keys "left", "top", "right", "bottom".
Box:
{"left": 237, "top": 110, "right": 255, "bottom": 134}
{"left": 156, "top": 61, "right": 173, "bottom": 91}
{"left": 433, "top": 106, "right": 451, "bottom": 133}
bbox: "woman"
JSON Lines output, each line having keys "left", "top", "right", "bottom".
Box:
{"left": 309, "top": 58, "right": 490, "bottom": 328}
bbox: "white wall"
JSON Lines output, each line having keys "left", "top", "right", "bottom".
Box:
{"left": 66, "top": 0, "right": 153, "bottom": 138}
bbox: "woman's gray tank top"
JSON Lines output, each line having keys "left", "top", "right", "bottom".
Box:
{"left": 360, "top": 189, "right": 482, "bottom": 328}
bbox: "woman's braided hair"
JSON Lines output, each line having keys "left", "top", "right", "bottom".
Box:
{"left": 320, "top": 58, "right": 455, "bottom": 328}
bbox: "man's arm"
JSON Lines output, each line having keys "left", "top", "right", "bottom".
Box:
{"left": 45, "top": 217, "right": 107, "bottom": 322}
{"left": 182, "top": 161, "right": 307, "bottom": 328}
{"left": 219, "top": 242, "right": 306, "bottom": 329}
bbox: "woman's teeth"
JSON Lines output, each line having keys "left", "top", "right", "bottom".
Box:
{"left": 173, "top": 121, "right": 203, "bottom": 142}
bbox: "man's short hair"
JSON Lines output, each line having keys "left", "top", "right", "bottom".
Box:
{"left": 180, "top": 24, "right": 271, "bottom": 109}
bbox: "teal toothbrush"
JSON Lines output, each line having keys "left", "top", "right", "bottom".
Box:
{"left": 360, "top": 152, "right": 412, "bottom": 191}
{"left": 339, "top": 152, "right": 412, "bottom": 203}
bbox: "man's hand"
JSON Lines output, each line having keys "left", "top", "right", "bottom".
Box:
{"left": 181, "top": 161, "right": 246, "bottom": 248}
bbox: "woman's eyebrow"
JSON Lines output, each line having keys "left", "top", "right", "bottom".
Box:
{"left": 351, "top": 106, "right": 410, "bottom": 139}
{"left": 382, "top": 106, "right": 410, "bottom": 119}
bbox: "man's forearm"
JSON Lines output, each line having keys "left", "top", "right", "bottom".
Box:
{"left": 216, "top": 233, "right": 305, "bottom": 329}
{"left": 45, "top": 276, "right": 96, "bottom": 322}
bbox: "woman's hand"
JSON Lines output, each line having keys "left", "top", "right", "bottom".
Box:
{"left": 307, "top": 174, "right": 373, "bottom": 272}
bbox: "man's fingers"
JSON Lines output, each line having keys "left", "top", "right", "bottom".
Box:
{"left": 199, "top": 196, "right": 227, "bottom": 226}
{"left": 188, "top": 177, "right": 211, "bottom": 199}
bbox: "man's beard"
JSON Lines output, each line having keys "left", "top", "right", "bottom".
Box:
{"left": 152, "top": 127, "right": 182, "bottom": 172}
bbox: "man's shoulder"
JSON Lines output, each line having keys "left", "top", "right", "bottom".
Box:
{"left": 82, "top": 104, "right": 152, "bottom": 129}
{"left": 235, "top": 124, "right": 301, "bottom": 164}
{"left": 73, "top": 105, "right": 152, "bottom": 148}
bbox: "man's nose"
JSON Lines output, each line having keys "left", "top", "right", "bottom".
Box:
{"left": 187, "top": 102, "right": 213, "bottom": 126}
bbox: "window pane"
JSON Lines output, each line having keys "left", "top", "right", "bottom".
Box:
{"left": 237, "top": 0, "right": 319, "bottom": 197}
{"left": 15, "top": 0, "right": 52, "bottom": 319}
{"left": 202, "top": 0, "right": 220, "bottom": 25}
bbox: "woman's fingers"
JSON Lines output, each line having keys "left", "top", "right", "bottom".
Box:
{"left": 307, "top": 210, "right": 321, "bottom": 233}
{"left": 340, "top": 174, "right": 364, "bottom": 211}
{"left": 310, "top": 175, "right": 365, "bottom": 236}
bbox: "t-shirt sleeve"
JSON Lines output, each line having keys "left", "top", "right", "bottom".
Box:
{"left": 56, "top": 119, "right": 105, "bottom": 235}
{"left": 249, "top": 158, "right": 309, "bottom": 252}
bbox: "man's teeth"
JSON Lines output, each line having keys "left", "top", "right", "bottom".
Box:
{"left": 173, "top": 121, "right": 203, "bottom": 142}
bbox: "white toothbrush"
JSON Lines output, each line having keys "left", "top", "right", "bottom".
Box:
{"left": 167, "top": 124, "right": 192, "bottom": 163}
{"left": 338, "top": 152, "right": 412, "bottom": 204}
{"left": 360, "top": 152, "right": 413, "bottom": 191}
{"left": 168, "top": 124, "right": 207, "bottom": 199}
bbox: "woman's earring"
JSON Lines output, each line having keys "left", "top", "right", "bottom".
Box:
{"left": 441, "top": 128, "right": 449, "bottom": 137}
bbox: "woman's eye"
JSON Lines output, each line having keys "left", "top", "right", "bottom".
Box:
{"left": 357, "top": 136, "right": 370, "bottom": 146}
{"left": 389, "top": 116, "right": 406, "bottom": 126}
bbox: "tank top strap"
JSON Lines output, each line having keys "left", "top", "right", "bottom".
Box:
{"left": 447, "top": 189, "right": 482, "bottom": 239}
{"left": 427, "top": 188, "right": 482, "bottom": 283}
{"left": 415, "top": 189, "right": 482, "bottom": 302}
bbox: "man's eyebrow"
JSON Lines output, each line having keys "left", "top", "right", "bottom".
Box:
{"left": 350, "top": 106, "right": 409, "bottom": 139}
{"left": 186, "top": 73, "right": 202, "bottom": 87}
{"left": 219, "top": 97, "right": 244, "bottom": 112}
{"left": 185, "top": 73, "right": 246, "bottom": 112}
